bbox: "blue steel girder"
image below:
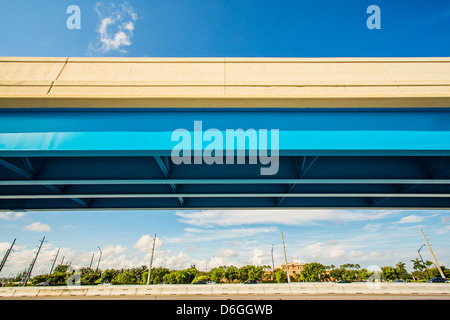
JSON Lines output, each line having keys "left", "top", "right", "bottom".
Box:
{"left": 277, "top": 156, "right": 320, "bottom": 206}
{"left": 371, "top": 156, "right": 450, "bottom": 207}
{"left": 1, "top": 108, "right": 450, "bottom": 210}
{"left": 154, "top": 156, "right": 184, "bottom": 206}
{"left": 0, "top": 158, "right": 89, "bottom": 208}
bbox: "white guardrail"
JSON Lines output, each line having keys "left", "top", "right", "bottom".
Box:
{"left": 0, "top": 283, "right": 449, "bottom": 298}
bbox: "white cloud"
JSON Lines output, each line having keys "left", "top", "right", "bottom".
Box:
{"left": 215, "top": 248, "right": 238, "bottom": 258}
{"left": 363, "top": 223, "right": 382, "bottom": 233}
{"left": 349, "top": 250, "right": 363, "bottom": 258}
{"left": 24, "top": 222, "right": 51, "bottom": 232}
{"left": 133, "top": 235, "right": 163, "bottom": 253}
{"left": 164, "top": 226, "right": 278, "bottom": 244}
{"left": 175, "top": 209, "right": 397, "bottom": 228}
{"left": 369, "top": 251, "right": 380, "bottom": 257}
{"left": 397, "top": 215, "right": 424, "bottom": 224}
{"left": 441, "top": 216, "right": 450, "bottom": 224}
{"left": 330, "top": 249, "right": 346, "bottom": 259}
{"left": 0, "top": 211, "right": 26, "bottom": 220}
{"left": 436, "top": 225, "right": 450, "bottom": 234}
{"left": 88, "top": 2, "right": 139, "bottom": 54}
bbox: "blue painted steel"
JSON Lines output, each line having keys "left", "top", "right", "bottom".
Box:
{"left": 1, "top": 109, "right": 450, "bottom": 156}
{"left": 0, "top": 108, "right": 449, "bottom": 210}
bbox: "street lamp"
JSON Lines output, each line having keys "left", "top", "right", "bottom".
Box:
{"left": 418, "top": 244, "right": 430, "bottom": 280}
{"left": 96, "top": 246, "right": 102, "bottom": 273}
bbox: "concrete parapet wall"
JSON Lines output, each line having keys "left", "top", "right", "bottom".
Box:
{"left": 1, "top": 283, "right": 449, "bottom": 298}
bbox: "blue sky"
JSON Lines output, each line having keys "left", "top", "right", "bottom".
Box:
{"left": 0, "top": 0, "right": 450, "bottom": 57}
{"left": 1, "top": 0, "right": 450, "bottom": 276}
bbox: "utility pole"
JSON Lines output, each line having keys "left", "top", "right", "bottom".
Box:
{"left": 281, "top": 232, "right": 291, "bottom": 284}
{"left": 421, "top": 229, "right": 446, "bottom": 279}
{"left": 89, "top": 253, "right": 95, "bottom": 269}
{"left": 147, "top": 234, "right": 157, "bottom": 285}
{"left": 271, "top": 244, "right": 275, "bottom": 281}
{"left": 49, "top": 247, "right": 60, "bottom": 274}
{"left": 96, "top": 247, "right": 102, "bottom": 273}
{"left": 92, "top": 247, "right": 102, "bottom": 285}
{"left": 23, "top": 236, "right": 45, "bottom": 287}
{"left": 0, "top": 238, "right": 16, "bottom": 274}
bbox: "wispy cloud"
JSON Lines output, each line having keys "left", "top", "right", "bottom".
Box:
{"left": 397, "top": 215, "right": 425, "bottom": 224}
{"left": 24, "top": 222, "right": 51, "bottom": 232}
{"left": 88, "top": 1, "right": 139, "bottom": 55}
{"left": 0, "top": 211, "right": 26, "bottom": 220}
{"left": 175, "top": 209, "right": 398, "bottom": 228}
{"left": 164, "top": 226, "right": 278, "bottom": 244}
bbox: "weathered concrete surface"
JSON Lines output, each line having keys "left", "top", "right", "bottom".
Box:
{"left": 1, "top": 57, "right": 450, "bottom": 109}
{"left": 1, "top": 283, "right": 449, "bottom": 299}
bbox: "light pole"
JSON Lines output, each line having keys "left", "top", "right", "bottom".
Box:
{"left": 94, "top": 246, "right": 102, "bottom": 284}
{"left": 271, "top": 244, "right": 275, "bottom": 281}
{"left": 96, "top": 247, "right": 102, "bottom": 273}
{"left": 418, "top": 244, "right": 430, "bottom": 280}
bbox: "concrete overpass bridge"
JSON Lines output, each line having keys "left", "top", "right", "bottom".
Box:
{"left": 1, "top": 57, "right": 450, "bottom": 210}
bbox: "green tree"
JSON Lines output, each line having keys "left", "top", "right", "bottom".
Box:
{"left": 358, "top": 268, "right": 374, "bottom": 281}
{"left": 191, "top": 275, "right": 210, "bottom": 283}
{"left": 30, "top": 274, "right": 48, "bottom": 286}
{"left": 248, "top": 266, "right": 266, "bottom": 281}
{"left": 429, "top": 266, "right": 450, "bottom": 279}
{"left": 274, "top": 269, "right": 287, "bottom": 283}
{"left": 142, "top": 267, "right": 170, "bottom": 284}
{"left": 47, "top": 272, "right": 69, "bottom": 285}
{"left": 237, "top": 265, "right": 251, "bottom": 282}
{"left": 162, "top": 272, "right": 177, "bottom": 284}
{"left": 114, "top": 271, "right": 136, "bottom": 284}
{"left": 300, "top": 263, "right": 327, "bottom": 282}
{"left": 209, "top": 267, "right": 226, "bottom": 283}
{"left": 381, "top": 266, "right": 398, "bottom": 281}
{"left": 395, "top": 262, "right": 409, "bottom": 280}
{"left": 98, "top": 269, "right": 117, "bottom": 284}
{"left": 53, "top": 265, "right": 70, "bottom": 274}
{"left": 224, "top": 266, "right": 238, "bottom": 283}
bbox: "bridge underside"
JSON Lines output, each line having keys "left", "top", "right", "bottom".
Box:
{"left": 1, "top": 155, "right": 450, "bottom": 210}
{"left": 1, "top": 108, "right": 449, "bottom": 210}
{"left": 2, "top": 57, "right": 450, "bottom": 211}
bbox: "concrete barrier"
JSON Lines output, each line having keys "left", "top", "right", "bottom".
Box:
{"left": 316, "top": 283, "right": 346, "bottom": 295}
{"left": 160, "top": 285, "right": 187, "bottom": 296}
{"left": 188, "top": 284, "right": 214, "bottom": 296}
{"left": 289, "top": 283, "right": 318, "bottom": 295}
{"left": 0, "top": 283, "right": 449, "bottom": 298}
{"left": 111, "top": 286, "right": 138, "bottom": 297}
{"left": 262, "top": 284, "right": 291, "bottom": 295}
{"left": 11, "top": 288, "right": 40, "bottom": 298}
{"left": 236, "top": 284, "right": 265, "bottom": 295}
{"left": 37, "top": 287, "right": 64, "bottom": 297}
{"left": 86, "top": 285, "right": 113, "bottom": 297}
{"left": 61, "top": 288, "right": 89, "bottom": 297}
{"left": 0, "top": 288, "right": 15, "bottom": 298}
{"left": 211, "top": 284, "right": 238, "bottom": 296}
{"left": 136, "top": 286, "right": 162, "bottom": 296}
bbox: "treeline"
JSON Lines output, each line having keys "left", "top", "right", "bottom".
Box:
{"left": 3, "top": 259, "right": 449, "bottom": 286}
